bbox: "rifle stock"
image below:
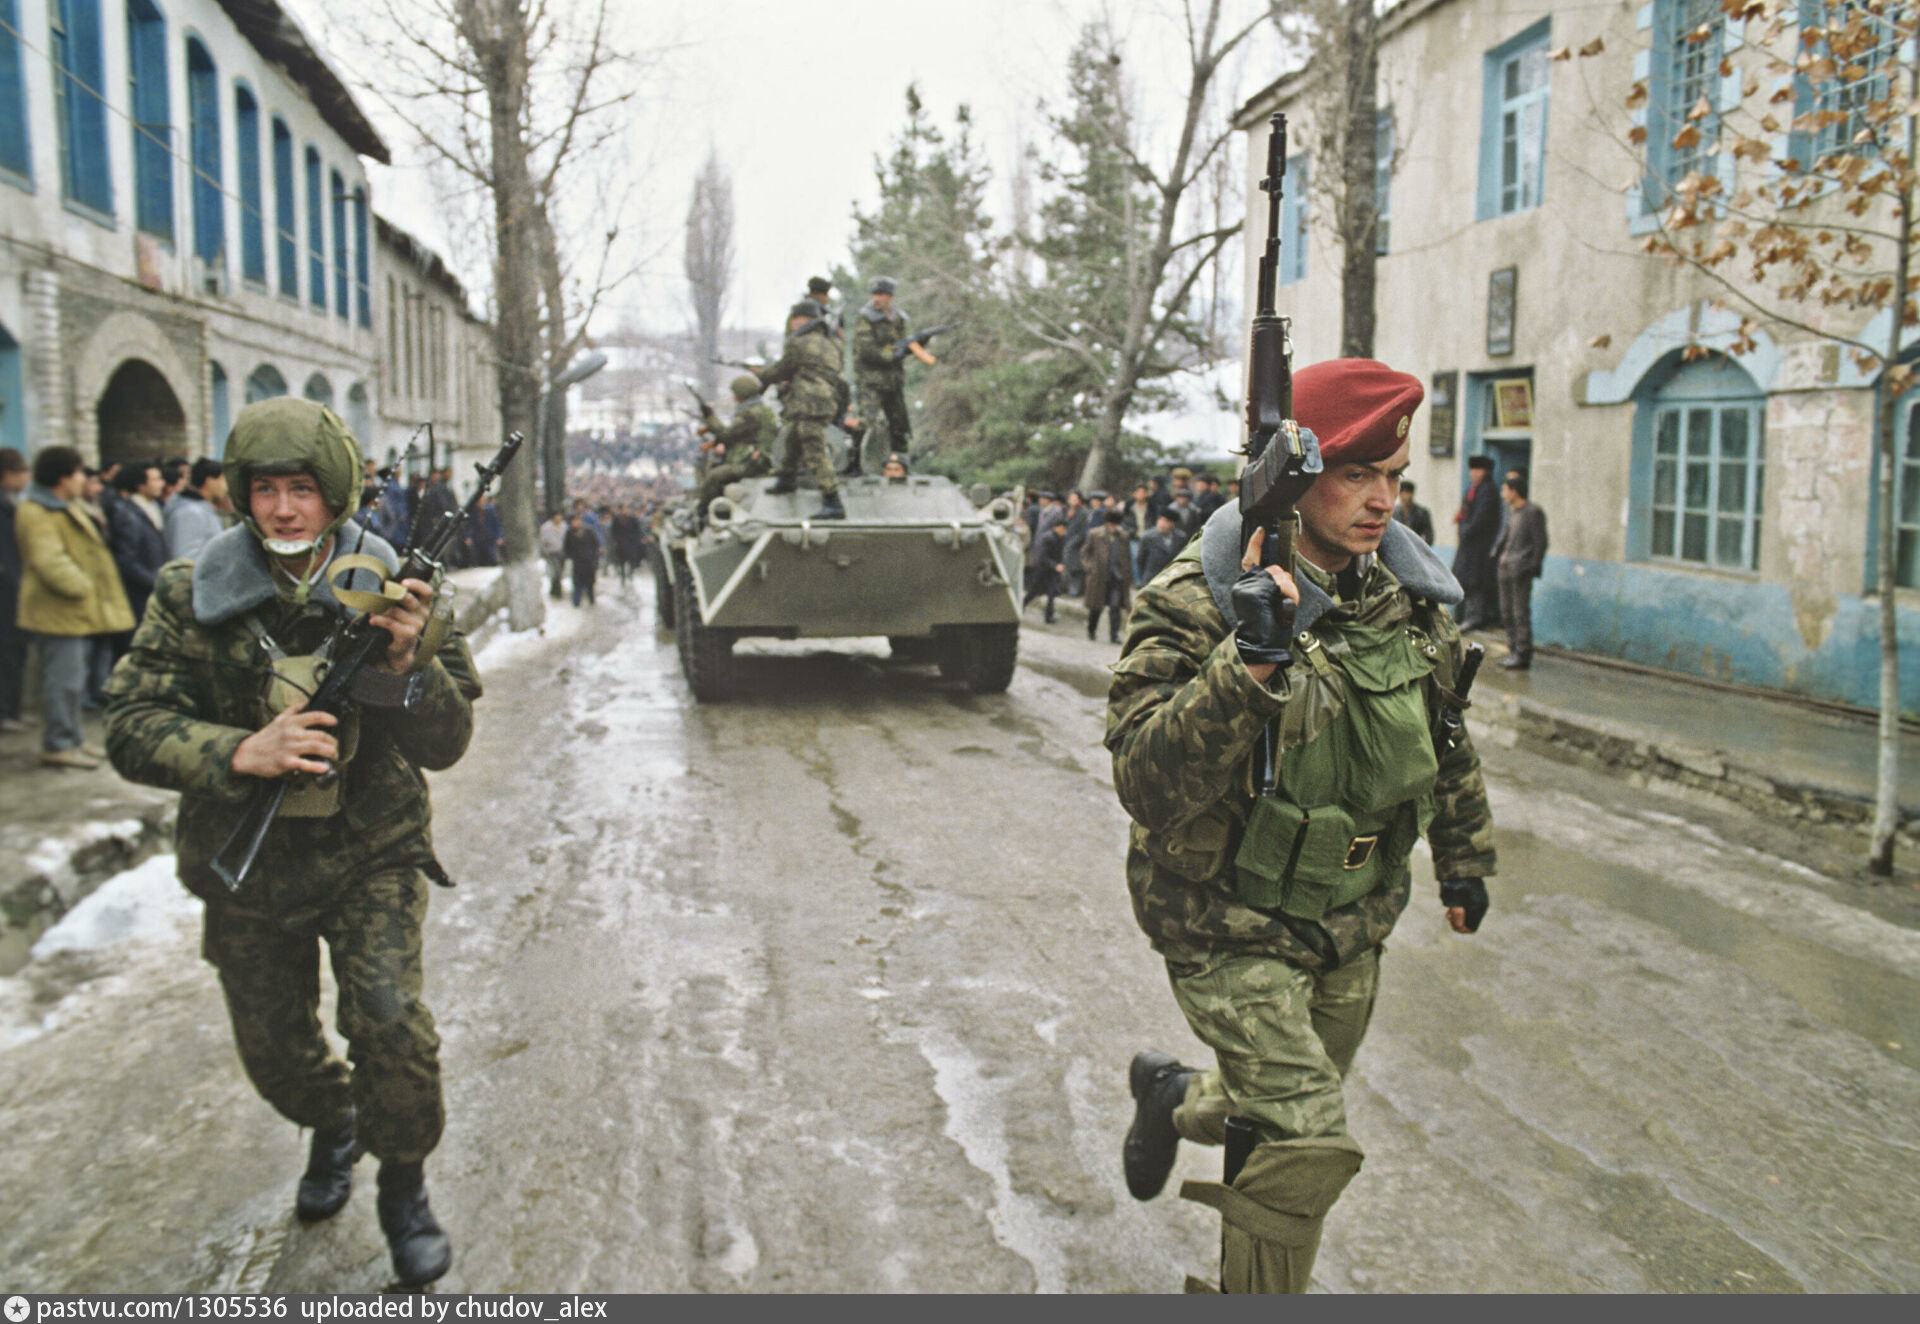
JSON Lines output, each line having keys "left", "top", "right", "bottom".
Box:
{"left": 889, "top": 322, "right": 962, "bottom": 365}
{"left": 208, "top": 431, "right": 524, "bottom": 893}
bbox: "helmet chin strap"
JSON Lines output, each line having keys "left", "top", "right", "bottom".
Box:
{"left": 268, "top": 535, "right": 334, "bottom": 605}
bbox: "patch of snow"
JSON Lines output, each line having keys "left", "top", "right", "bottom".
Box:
{"left": 30, "top": 853, "right": 196, "bottom": 959}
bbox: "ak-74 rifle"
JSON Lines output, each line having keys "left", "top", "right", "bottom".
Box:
{"left": 1239, "top": 113, "right": 1322, "bottom": 799}
{"left": 683, "top": 380, "right": 718, "bottom": 433}
{"left": 208, "top": 431, "right": 525, "bottom": 892}
{"left": 889, "top": 321, "right": 962, "bottom": 365}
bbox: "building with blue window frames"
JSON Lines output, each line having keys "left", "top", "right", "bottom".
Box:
{"left": 0, "top": 0, "right": 401, "bottom": 470}
{"left": 1237, "top": 0, "right": 1920, "bottom": 712}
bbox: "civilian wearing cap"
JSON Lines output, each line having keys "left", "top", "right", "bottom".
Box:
{"left": 1452, "top": 454, "right": 1502, "bottom": 630}
{"left": 851, "top": 276, "right": 918, "bottom": 472}
{"left": 1106, "top": 358, "right": 1497, "bottom": 1294}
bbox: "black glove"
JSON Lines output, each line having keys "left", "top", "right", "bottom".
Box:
{"left": 1439, "top": 878, "right": 1489, "bottom": 932}
{"left": 1231, "top": 568, "right": 1297, "bottom": 668}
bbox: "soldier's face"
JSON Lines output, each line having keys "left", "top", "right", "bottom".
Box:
{"left": 250, "top": 473, "right": 332, "bottom": 547}
{"left": 1295, "top": 437, "right": 1410, "bottom": 571}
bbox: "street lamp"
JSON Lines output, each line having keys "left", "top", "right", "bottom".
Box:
{"left": 540, "top": 351, "right": 608, "bottom": 518}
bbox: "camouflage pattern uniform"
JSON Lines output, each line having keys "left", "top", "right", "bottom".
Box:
{"left": 1107, "top": 520, "right": 1495, "bottom": 1291}
{"left": 104, "top": 409, "right": 480, "bottom": 1167}
{"left": 756, "top": 322, "right": 848, "bottom": 496}
{"left": 694, "top": 392, "right": 780, "bottom": 512}
{"left": 853, "top": 303, "right": 911, "bottom": 464}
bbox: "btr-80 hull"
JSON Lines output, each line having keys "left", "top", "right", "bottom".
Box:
{"left": 656, "top": 473, "right": 1025, "bottom": 701}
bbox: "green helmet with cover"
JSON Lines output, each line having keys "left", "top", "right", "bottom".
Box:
{"left": 223, "top": 397, "right": 366, "bottom": 549}
{"left": 730, "top": 375, "right": 763, "bottom": 401}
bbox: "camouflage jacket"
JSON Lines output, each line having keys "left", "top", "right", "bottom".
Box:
{"left": 1106, "top": 514, "right": 1497, "bottom": 970}
{"left": 854, "top": 304, "right": 907, "bottom": 385}
{"left": 105, "top": 528, "right": 482, "bottom": 923}
{"left": 713, "top": 401, "right": 778, "bottom": 458}
{"left": 757, "top": 325, "right": 849, "bottom": 422}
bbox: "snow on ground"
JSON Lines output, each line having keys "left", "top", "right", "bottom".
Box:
{"left": 0, "top": 853, "right": 198, "bottom": 1051}
{"left": 473, "top": 596, "right": 591, "bottom": 670}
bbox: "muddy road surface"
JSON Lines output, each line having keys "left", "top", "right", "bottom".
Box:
{"left": 3, "top": 584, "right": 1916, "bottom": 1292}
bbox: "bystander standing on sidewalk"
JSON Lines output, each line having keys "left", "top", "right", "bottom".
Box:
{"left": 0, "top": 447, "right": 30, "bottom": 733}
{"left": 1394, "top": 479, "right": 1435, "bottom": 544}
{"left": 15, "top": 446, "right": 133, "bottom": 768}
{"left": 539, "top": 510, "right": 568, "bottom": 599}
{"left": 163, "top": 458, "right": 230, "bottom": 561}
{"left": 564, "top": 512, "right": 600, "bottom": 607}
{"left": 1081, "top": 508, "right": 1132, "bottom": 644}
{"left": 1491, "top": 472, "right": 1548, "bottom": 670}
{"left": 106, "top": 460, "right": 169, "bottom": 630}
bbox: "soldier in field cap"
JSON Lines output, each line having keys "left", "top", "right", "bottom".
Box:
{"left": 1106, "top": 358, "right": 1498, "bottom": 1293}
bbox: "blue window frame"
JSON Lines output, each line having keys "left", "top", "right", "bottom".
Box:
{"left": 1281, "top": 151, "right": 1309, "bottom": 285}
{"left": 1644, "top": 0, "right": 1723, "bottom": 212}
{"left": 1374, "top": 106, "right": 1394, "bottom": 256}
{"left": 0, "top": 322, "right": 25, "bottom": 458}
{"left": 1638, "top": 357, "right": 1764, "bottom": 571}
{"left": 51, "top": 0, "right": 113, "bottom": 216}
{"left": 330, "top": 169, "right": 348, "bottom": 321}
{"left": 235, "top": 83, "right": 263, "bottom": 283}
{"left": 352, "top": 186, "right": 371, "bottom": 328}
{"left": 1477, "top": 19, "right": 1550, "bottom": 220}
{"left": 245, "top": 362, "right": 286, "bottom": 402}
{"left": 186, "top": 36, "right": 221, "bottom": 267}
{"left": 1791, "top": 0, "right": 1903, "bottom": 168}
{"left": 305, "top": 146, "right": 324, "bottom": 309}
{"left": 127, "top": 0, "right": 169, "bottom": 237}
{"left": 272, "top": 118, "right": 296, "bottom": 297}
{"left": 0, "top": 0, "right": 29, "bottom": 183}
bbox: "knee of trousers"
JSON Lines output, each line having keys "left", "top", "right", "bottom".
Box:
{"left": 1180, "top": 1135, "right": 1364, "bottom": 1248}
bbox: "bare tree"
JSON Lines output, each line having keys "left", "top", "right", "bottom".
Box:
{"left": 344, "top": 0, "right": 637, "bottom": 629}
{"left": 684, "top": 151, "right": 735, "bottom": 401}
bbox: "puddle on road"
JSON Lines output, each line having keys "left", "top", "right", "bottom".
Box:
{"left": 1499, "top": 829, "right": 1920, "bottom": 1072}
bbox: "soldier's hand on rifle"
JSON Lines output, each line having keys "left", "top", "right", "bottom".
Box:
{"left": 370, "top": 578, "right": 434, "bottom": 674}
{"left": 1233, "top": 525, "right": 1301, "bottom": 681}
{"left": 232, "top": 702, "right": 339, "bottom": 779}
{"left": 1439, "top": 878, "right": 1489, "bottom": 934}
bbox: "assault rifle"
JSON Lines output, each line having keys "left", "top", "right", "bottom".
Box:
{"left": 889, "top": 322, "right": 961, "bottom": 365}
{"left": 683, "top": 380, "right": 718, "bottom": 434}
{"left": 209, "top": 432, "right": 525, "bottom": 893}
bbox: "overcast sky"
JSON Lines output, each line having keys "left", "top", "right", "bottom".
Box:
{"left": 291, "top": 0, "right": 1287, "bottom": 344}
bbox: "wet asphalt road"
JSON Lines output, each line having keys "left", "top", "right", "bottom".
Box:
{"left": 3, "top": 578, "right": 1917, "bottom": 1293}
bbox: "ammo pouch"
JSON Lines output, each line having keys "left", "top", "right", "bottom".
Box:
{"left": 261, "top": 653, "right": 359, "bottom": 818}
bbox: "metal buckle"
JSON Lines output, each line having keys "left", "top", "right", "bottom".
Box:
{"left": 1343, "top": 835, "right": 1379, "bottom": 870}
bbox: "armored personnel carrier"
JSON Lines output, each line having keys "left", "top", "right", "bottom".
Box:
{"left": 654, "top": 473, "right": 1025, "bottom": 702}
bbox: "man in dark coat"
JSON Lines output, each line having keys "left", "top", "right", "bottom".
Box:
{"left": 563, "top": 513, "right": 600, "bottom": 606}
{"left": 1062, "top": 491, "right": 1091, "bottom": 597}
{"left": 106, "top": 461, "right": 170, "bottom": 627}
{"left": 1393, "top": 479, "right": 1434, "bottom": 544}
{"left": 1134, "top": 512, "right": 1187, "bottom": 586}
{"left": 1490, "top": 471, "right": 1548, "bottom": 668}
{"left": 1029, "top": 516, "right": 1068, "bottom": 624}
{"left": 1081, "top": 508, "right": 1132, "bottom": 643}
{"left": 1451, "top": 456, "right": 1501, "bottom": 630}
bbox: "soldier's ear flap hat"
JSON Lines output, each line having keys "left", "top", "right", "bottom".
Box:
{"left": 869, "top": 277, "right": 897, "bottom": 295}
{"left": 223, "top": 397, "right": 365, "bottom": 534}
{"left": 730, "top": 374, "right": 764, "bottom": 400}
{"left": 789, "top": 300, "right": 823, "bottom": 320}
{"left": 1292, "top": 358, "right": 1423, "bottom": 466}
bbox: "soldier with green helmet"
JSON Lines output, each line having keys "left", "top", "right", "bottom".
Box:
{"left": 103, "top": 397, "right": 481, "bottom": 1288}
{"left": 758, "top": 298, "right": 852, "bottom": 520}
{"left": 1109, "top": 359, "right": 1497, "bottom": 1294}
{"left": 693, "top": 375, "right": 780, "bottom": 518}
{"left": 851, "top": 276, "right": 918, "bottom": 474}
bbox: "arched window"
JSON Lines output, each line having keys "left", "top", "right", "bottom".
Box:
{"left": 245, "top": 362, "right": 287, "bottom": 403}
{"left": 345, "top": 381, "right": 371, "bottom": 443}
{"left": 303, "top": 372, "right": 332, "bottom": 407}
{"left": 209, "top": 359, "right": 230, "bottom": 455}
{"left": 186, "top": 35, "right": 222, "bottom": 268}
{"left": 305, "top": 145, "right": 324, "bottom": 309}
{"left": 127, "top": 0, "right": 170, "bottom": 241}
{"left": 235, "top": 82, "right": 264, "bottom": 284}
{"left": 352, "top": 187, "right": 371, "bottom": 328}
{"left": 51, "top": 0, "right": 113, "bottom": 216}
{"left": 1633, "top": 354, "right": 1765, "bottom": 571}
{"left": 0, "top": 0, "right": 29, "bottom": 183}
{"left": 272, "top": 117, "right": 296, "bottom": 297}
{"left": 330, "top": 168, "right": 348, "bottom": 321}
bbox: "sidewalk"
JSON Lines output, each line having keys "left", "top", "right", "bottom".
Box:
{"left": 1, "top": 566, "right": 509, "bottom": 975}
{"left": 1036, "top": 596, "right": 1918, "bottom": 852}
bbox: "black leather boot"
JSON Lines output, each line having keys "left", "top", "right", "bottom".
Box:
{"left": 811, "top": 492, "right": 846, "bottom": 520}
{"left": 1123, "top": 1049, "right": 1194, "bottom": 1200}
{"left": 376, "top": 1161, "right": 453, "bottom": 1287}
{"left": 766, "top": 475, "right": 797, "bottom": 495}
{"left": 295, "top": 1113, "right": 363, "bottom": 1222}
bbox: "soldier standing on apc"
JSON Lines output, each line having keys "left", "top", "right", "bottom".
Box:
{"left": 1108, "top": 359, "right": 1497, "bottom": 1294}
{"left": 104, "top": 399, "right": 480, "bottom": 1287}
{"left": 852, "top": 277, "right": 921, "bottom": 473}
{"left": 758, "top": 300, "right": 851, "bottom": 521}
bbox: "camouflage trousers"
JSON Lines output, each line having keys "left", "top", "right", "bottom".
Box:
{"left": 775, "top": 419, "right": 839, "bottom": 496}
{"left": 696, "top": 450, "right": 773, "bottom": 512}
{"left": 855, "top": 377, "right": 910, "bottom": 471}
{"left": 201, "top": 866, "right": 444, "bottom": 1164}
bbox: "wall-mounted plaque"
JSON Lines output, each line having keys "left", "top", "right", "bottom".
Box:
{"left": 1487, "top": 266, "right": 1517, "bottom": 357}
{"left": 1492, "top": 377, "right": 1534, "bottom": 430}
{"left": 1429, "top": 371, "right": 1457, "bottom": 457}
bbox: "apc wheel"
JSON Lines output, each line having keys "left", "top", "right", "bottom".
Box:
{"left": 652, "top": 547, "right": 676, "bottom": 629}
{"left": 675, "top": 567, "right": 734, "bottom": 702}
{"left": 947, "top": 623, "right": 1019, "bottom": 694}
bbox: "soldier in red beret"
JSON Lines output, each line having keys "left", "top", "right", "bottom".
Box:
{"left": 1105, "top": 358, "right": 1499, "bottom": 1293}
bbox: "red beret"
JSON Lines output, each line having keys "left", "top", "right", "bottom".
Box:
{"left": 1292, "top": 358, "right": 1423, "bottom": 466}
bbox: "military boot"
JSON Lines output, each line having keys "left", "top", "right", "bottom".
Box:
{"left": 1124, "top": 1049, "right": 1194, "bottom": 1200}
{"left": 766, "top": 474, "right": 798, "bottom": 496}
{"left": 376, "top": 1161, "right": 453, "bottom": 1287}
{"left": 811, "top": 491, "right": 846, "bottom": 521}
{"left": 295, "top": 1113, "right": 364, "bottom": 1222}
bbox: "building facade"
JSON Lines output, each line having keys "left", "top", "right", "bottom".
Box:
{"left": 371, "top": 214, "right": 497, "bottom": 474}
{"left": 1239, "top": 0, "right": 1920, "bottom": 712}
